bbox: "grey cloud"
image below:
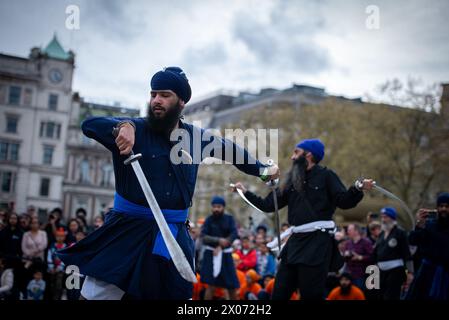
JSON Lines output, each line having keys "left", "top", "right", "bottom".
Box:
{"left": 182, "top": 42, "right": 228, "bottom": 72}
{"left": 232, "top": 0, "right": 330, "bottom": 73}
{"left": 82, "top": 0, "right": 147, "bottom": 41}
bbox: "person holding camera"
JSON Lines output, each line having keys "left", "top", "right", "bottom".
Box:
{"left": 406, "top": 192, "right": 449, "bottom": 300}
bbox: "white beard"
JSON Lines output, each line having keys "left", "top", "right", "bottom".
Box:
{"left": 381, "top": 220, "right": 397, "bottom": 232}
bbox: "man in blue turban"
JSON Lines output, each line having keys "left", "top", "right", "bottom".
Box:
{"left": 374, "top": 207, "right": 414, "bottom": 300}
{"left": 58, "top": 67, "right": 279, "bottom": 300}
{"left": 146, "top": 67, "right": 192, "bottom": 136}
{"left": 200, "top": 196, "right": 240, "bottom": 300}
{"left": 232, "top": 138, "right": 375, "bottom": 300}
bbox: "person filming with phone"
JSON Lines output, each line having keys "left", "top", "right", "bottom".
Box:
{"left": 406, "top": 192, "right": 449, "bottom": 300}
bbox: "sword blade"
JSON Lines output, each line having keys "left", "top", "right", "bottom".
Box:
{"left": 230, "top": 183, "right": 269, "bottom": 216}
{"left": 237, "top": 188, "right": 266, "bottom": 215}
{"left": 130, "top": 161, "right": 197, "bottom": 283}
{"left": 271, "top": 187, "right": 282, "bottom": 253}
{"left": 373, "top": 184, "right": 415, "bottom": 228}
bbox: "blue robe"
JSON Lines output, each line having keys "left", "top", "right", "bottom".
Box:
{"left": 200, "top": 214, "right": 239, "bottom": 289}
{"left": 57, "top": 117, "right": 265, "bottom": 299}
{"left": 406, "top": 221, "right": 449, "bottom": 300}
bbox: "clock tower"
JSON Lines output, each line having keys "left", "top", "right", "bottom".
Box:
{"left": 0, "top": 34, "right": 75, "bottom": 216}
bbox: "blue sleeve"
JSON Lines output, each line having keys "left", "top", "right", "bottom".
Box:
{"left": 228, "top": 215, "right": 238, "bottom": 242}
{"left": 267, "top": 255, "right": 276, "bottom": 275}
{"left": 81, "top": 116, "right": 136, "bottom": 152}
{"left": 200, "top": 217, "right": 211, "bottom": 237}
{"left": 200, "top": 128, "right": 267, "bottom": 177}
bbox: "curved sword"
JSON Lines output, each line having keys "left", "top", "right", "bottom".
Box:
{"left": 356, "top": 179, "right": 415, "bottom": 228}
{"left": 229, "top": 183, "right": 268, "bottom": 215}
{"left": 373, "top": 184, "right": 415, "bottom": 229}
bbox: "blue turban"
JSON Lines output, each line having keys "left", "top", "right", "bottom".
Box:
{"left": 211, "top": 196, "right": 226, "bottom": 207}
{"left": 296, "top": 139, "right": 325, "bottom": 163}
{"left": 437, "top": 192, "right": 449, "bottom": 206}
{"left": 150, "top": 67, "right": 192, "bottom": 103}
{"left": 381, "top": 207, "right": 397, "bottom": 220}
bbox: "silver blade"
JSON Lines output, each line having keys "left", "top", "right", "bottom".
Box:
{"left": 373, "top": 184, "right": 415, "bottom": 228}
{"left": 230, "top": 184, "right": 270, "bottom": 216}
{"left": 270, "top": 185, "right": 282, "bottom": 253}
{"left": 130, "top": 161, "right": 197, "bottom": 283}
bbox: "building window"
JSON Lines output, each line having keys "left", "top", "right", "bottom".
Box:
{"left": 43, "top": 145, "right": 54, "bottom": 165}
{"left": 0, "top": 171, "right": 14, "bottom": 193}
{"left": 8, "top": 86, "right": 21, "bottom": 105}
{"left": 46, "top": 122, "right": 55, "bottom": 137}
{"left": 48, "top": 94, "right": 58, "bottom": 111}
{"left": 0, "top": 85, "right": 6, "bottom": 104}
{"left": 37, "top": 208, "right": 48, "bottom": 223}
{"left": 0, "top": 141, "right": 20, "bottom": 162}
{"left": 6, "top": 116, "right": 19, "bottom": 133}
{"left": 80, "top": 159, "right": 90, "bottom": 183}
{"left": 39, "top": 178, "right": 50, "bottom": 197}
{"left": 0, "top": 142, "right": 6, "bottom": 160}
{"left": 101, "top": 163, "right": 113, "bottom": 187}
{"left": 39, "top": 122, "right": 61, "bottom": 139}
{"left": 23, "top": 88, "right": 32, "bottom": 106}
{"left": 10, "top": 143, "right": 19, "bottom": 161}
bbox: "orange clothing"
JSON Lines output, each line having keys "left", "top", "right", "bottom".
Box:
{"left": 265, "top": 278, "right": 300, "bottom": 300}
{"left": 239, "top": 282, "right": 262, "bottom": 300}
{"left": 265, "top": 278, "right": 275, "bottom": 295}
{"left": 193, "top": 274, "right": 207, "bottom": 300}
{"left": 236, "top": 269, "right": 247, "bottom": 299}
{"left": 214, "top": 287, "right": 226, "bottom": 299}
{"left": 327, "top": 286, "right": 366, "bottom": 300}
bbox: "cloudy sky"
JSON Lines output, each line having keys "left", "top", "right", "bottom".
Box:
{"left": 1, "top": 0, "right": 448, "bottom": 114}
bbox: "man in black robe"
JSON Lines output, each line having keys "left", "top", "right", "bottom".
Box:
{"left": 406, "top": 192, "right": 449, "bottom": 300}
{"left": 232, "top": 139, "right": 374, "bottom": 300}
{"left": 374, "top": 207, "right": 414, "bottom": 300}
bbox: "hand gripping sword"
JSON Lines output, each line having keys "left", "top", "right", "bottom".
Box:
{"left": 231, "top": 159, "right": 282, "bottom": 253}
{"left": 265, "top": 160, "right": 282, "bottom": 254}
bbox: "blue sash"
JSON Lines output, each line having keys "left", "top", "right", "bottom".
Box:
{"left": 113, "top": 192, "right": 188, "bottom": 260}
{"left": 422, "top": 259, "right": 449, "bottom": 300}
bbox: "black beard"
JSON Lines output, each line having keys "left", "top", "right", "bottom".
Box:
{"left": 146, "top": 101, "right": 183, "bottom": 138}
{"left": 282, "top": 156, "right": 307, "bottom": 193}
{"left": 340, "top": 284, "right": 352, "bottom": 295}
{"left": 212, "top": 210, "right": 224, "bottom": 217}
{"left": 438, "top": 213, "right": 449, "bottom": 229}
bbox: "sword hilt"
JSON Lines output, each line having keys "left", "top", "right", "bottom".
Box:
{"left": 123, "top": 153, "right": 142, "bottom": 165}
{"left": 112, "top": 126, "right": 142, "bottom": 165}
{"left": 262, "top": 159, "right": 279, "bottom": 186}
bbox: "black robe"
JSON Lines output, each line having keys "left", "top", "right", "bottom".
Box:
{"left": 245, "top": 165, "right": 363, "bottom": 267}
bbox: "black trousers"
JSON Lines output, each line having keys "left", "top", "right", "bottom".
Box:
{"left": 272, "top": 259, "right": 329, "bottom": 300}
{"left": 379, "top": 266, "right": 406, "bottom": 300}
